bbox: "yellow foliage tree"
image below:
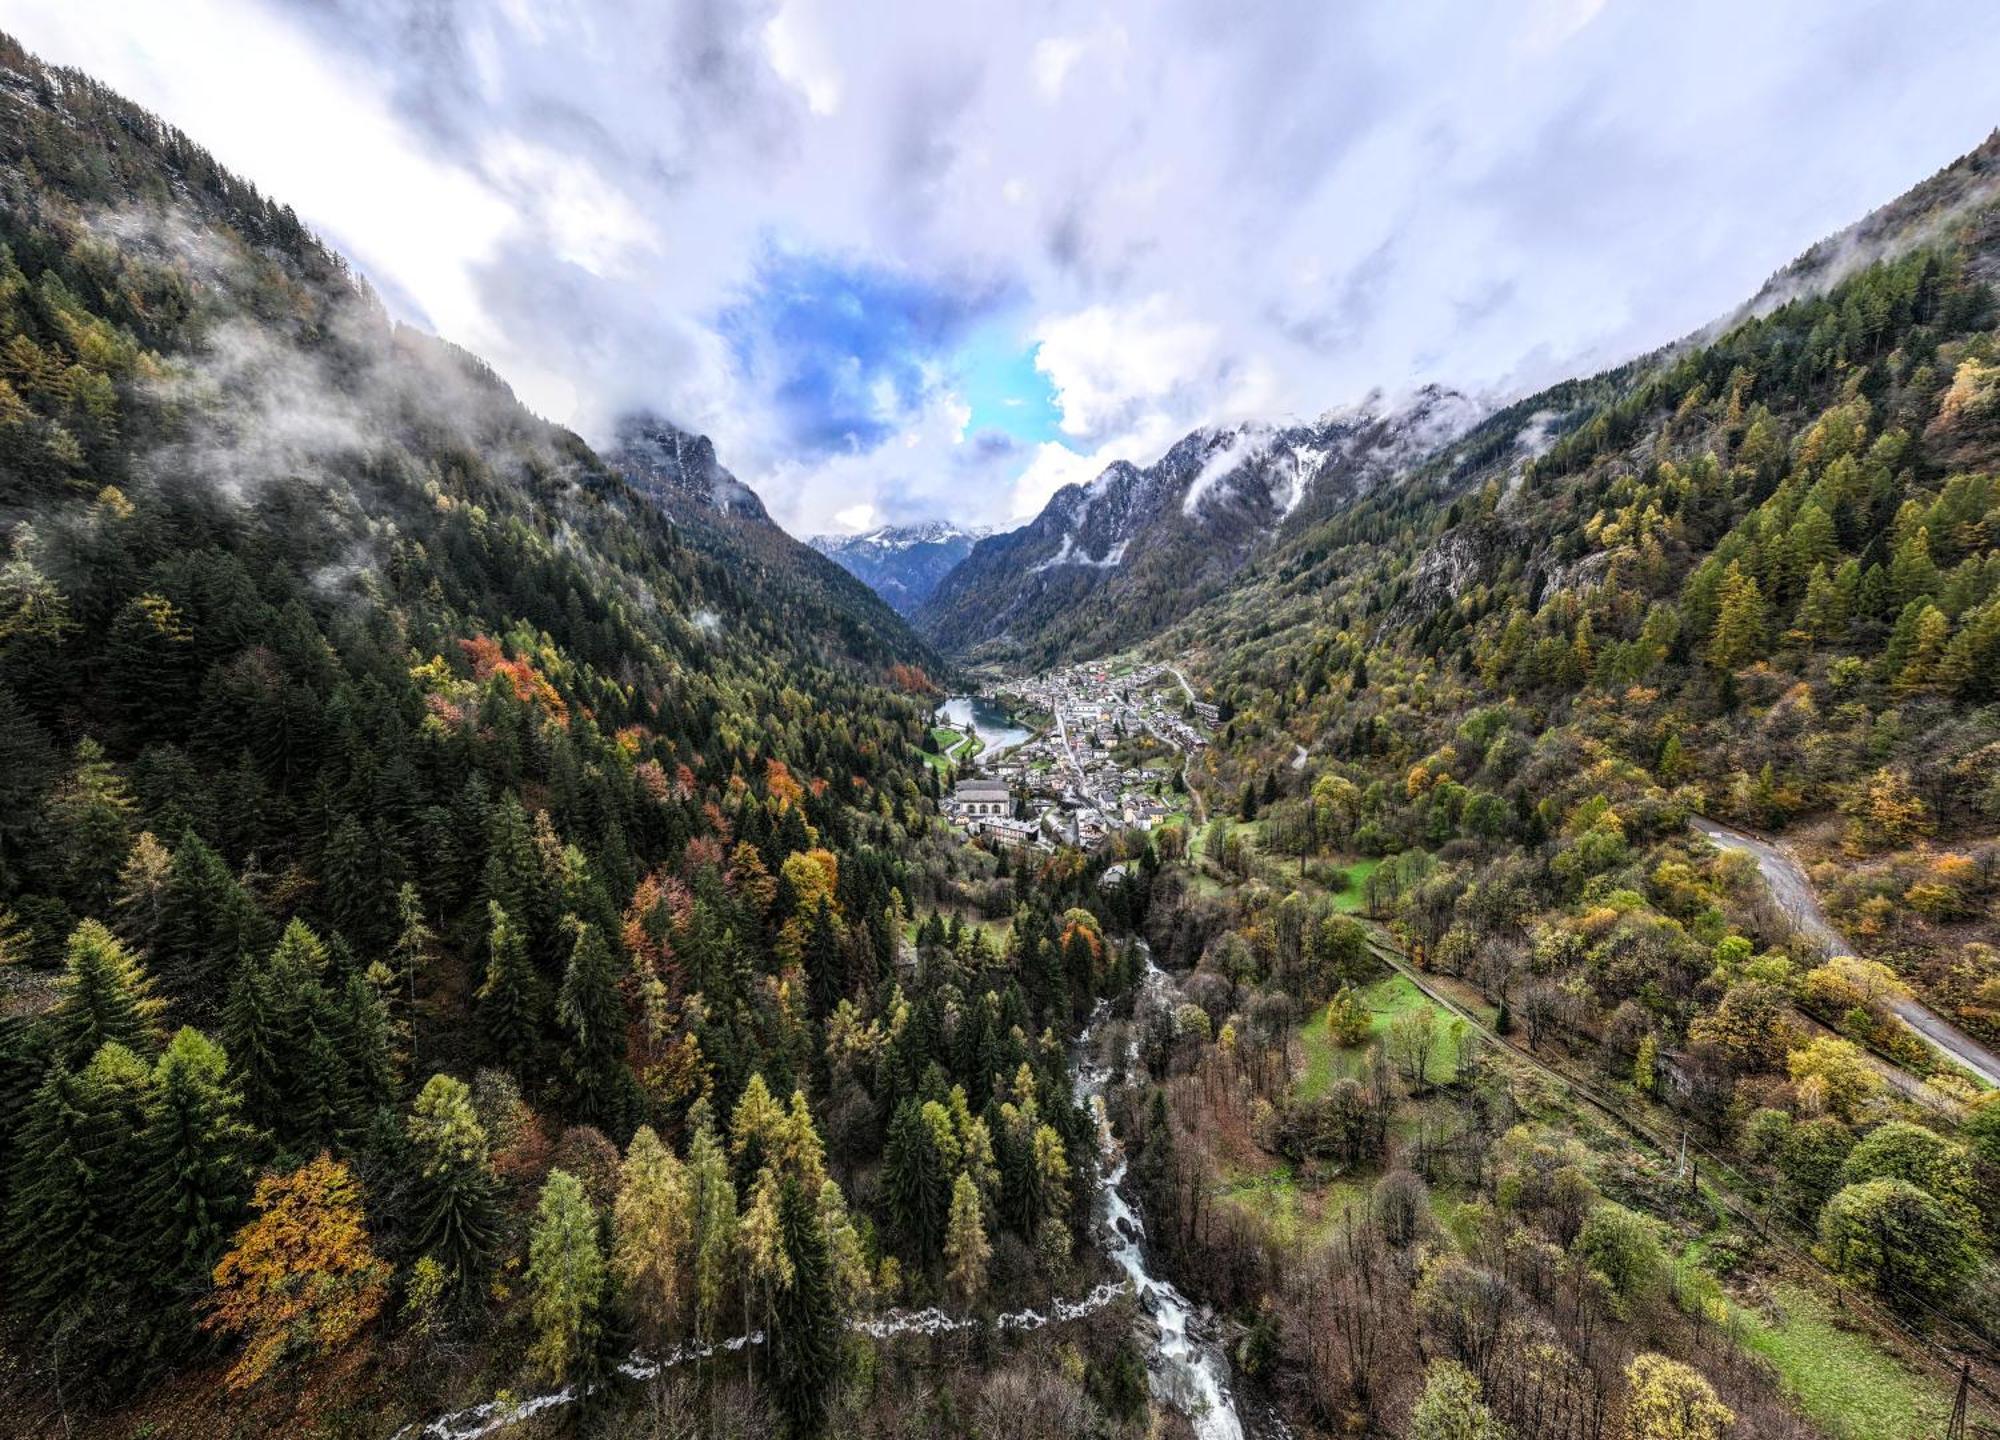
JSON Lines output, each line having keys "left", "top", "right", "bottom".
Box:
{"left": 1623, "top": 1352, "right": 1733, "bottom": 1440}
{"left": 206, "top": 1154, "right": 390, "bottom": 1390}
{"left": 1841, "top": 767, "right": 1931, "bottom": 853}
{"left": 1785, "top": 1035, "right": 1878, "bottom": 1121}
{"left": 944, "top": 1171, "right": 991, "bottom": 1306}
{"left": 613, "top": 1126, "right": 693, "bottom": 1347}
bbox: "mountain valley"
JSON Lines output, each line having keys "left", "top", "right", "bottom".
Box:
{"left": 808, "top": 522, "right": 992, "bottom": 616}
{"left": 5, "top": 21, "right": 2000, "bottom": 1440}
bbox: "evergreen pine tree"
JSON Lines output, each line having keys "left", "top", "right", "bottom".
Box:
{"left": 767, "top": 1175, "right": 839, "bottom": 1438}
{"left": 556, "top": 919, "right": 629, "bottom": 1129}
{"left": 388, "top": 881, "right": 434, "bottom": 1069}
{"left": 1889, "top": 524, "right": 1939, "bottom": 608}
{"left": 1707, "top": 560, "right": 1766, "bottom": 670}
{"left": 7, "top": 1044, "right": 153, "bottom": 1377}
{"left": 406, "top": 1073, "right": 502, "bottom": 1294}
{"left": 111, "top": 831, "right": 173, "bottom": 955}
{"left": 804, "top": 897, "right": 843, "bottom": 1020}
{"left": 477, "top": 900, "right": 545, "bottom": 1071}
{"left": 317, "top": 814, "right": 378, "bottom": 950}
{"left": 155, "top": 832, "right": 264, "bottom": 1015}
{"left": 138, "top": 1027, "right": 261, "bottom": 1354}
{"left": 224, "top": 919, "right": 346, "bottom": 1148}
{"left": 883, "top": 1098, "right": 953, "bottom": 1265}
{"left": 50, "top": 918, "right": 165, "bottom": 1067}
{"left": 294, "top": 1023, "right": 358, "bottom": 1154}
{"left": 49, "top": 738, "right": 136, "bottom": 916}
{"left": 333, "top": 968, "right": 400, "bottom": 1110}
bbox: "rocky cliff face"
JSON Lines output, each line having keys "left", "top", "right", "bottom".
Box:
{"left": 611, "top": 413, "right": 772, "bottom": 522}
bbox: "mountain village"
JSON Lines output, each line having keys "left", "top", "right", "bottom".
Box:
{"left": 941, "top": 661, "right": 1216, "bottom": 851}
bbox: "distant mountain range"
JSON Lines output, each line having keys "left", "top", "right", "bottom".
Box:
{"left": 808, "top": 522, "right": 992, "bottom": 616}
{"left": 914, "top": 385, "right": 1485, "bottom": 665}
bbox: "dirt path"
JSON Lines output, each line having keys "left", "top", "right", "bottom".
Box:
{"left": 1691, "top": 817, "right": 2000, "bottom": 1088}
{"left": 1150, "top": 665, "right": 1207, "bottom": 824}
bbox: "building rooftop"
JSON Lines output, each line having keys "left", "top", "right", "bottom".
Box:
{"left": 953, "top": 779, "right": 1010, "bottom": 799}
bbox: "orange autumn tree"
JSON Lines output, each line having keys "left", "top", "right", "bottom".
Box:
{"left": 206, "top": 1154, "right": 391, "bottom": 1390}
{"left": 886, "top": 662, "right": 935, "bottom": 694}
{"left": 764, "top": 757, "right": 805, "bottom": 810}
{"left": 457, "top": 633, "right": 570, "bottom": 727}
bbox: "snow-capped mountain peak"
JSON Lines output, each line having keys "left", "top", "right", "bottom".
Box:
{"left": 917, "top": 384, "right": 1487, "bottom": 660}
{"left": 807, "top": 522, "right": 994, "bottom": 615}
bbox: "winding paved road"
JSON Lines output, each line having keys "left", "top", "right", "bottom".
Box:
{"left": 1691, "top": 817, "right": 2000, "bottom": 1087}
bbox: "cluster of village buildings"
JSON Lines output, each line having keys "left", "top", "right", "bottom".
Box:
{"left": 942, "top": 662, "right": 1215, "bottom": 851}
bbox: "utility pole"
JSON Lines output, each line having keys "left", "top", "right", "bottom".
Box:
{"left": 1946, "top": 1359, "right": 1969, "bottom": 1440}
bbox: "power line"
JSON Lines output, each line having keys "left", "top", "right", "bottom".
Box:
{"left": 1363, "top": 929, "right": 2000, "bottom": 1424}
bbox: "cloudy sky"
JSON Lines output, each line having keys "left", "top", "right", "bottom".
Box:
{"left": 13, "top": 2, "right": 2000, "bottom": 536}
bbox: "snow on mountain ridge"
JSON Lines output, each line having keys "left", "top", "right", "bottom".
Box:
{"left": 807, "top": 522, "right": 992, "bottom": 615}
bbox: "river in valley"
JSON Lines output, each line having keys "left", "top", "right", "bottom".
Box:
{"left": 1071, "top": 948, "right": 1247, "bottom": 1440}
{"left": 935, "top": 694, "right": 1031, "bottom": 760}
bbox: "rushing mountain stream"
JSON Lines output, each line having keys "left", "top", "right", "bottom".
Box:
{"left": 1073, "top": 948, "right": 1248, "bottom": 1440}
{"left": 401, "top": 940, "right": 1245, "bottom": 1440}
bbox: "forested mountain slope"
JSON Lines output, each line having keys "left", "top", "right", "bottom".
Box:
{"left": 1180, "top": 127, "right": 2000, "bottom": 879}
{"left": 0, "top": 34, "right": 1131, "bottom": 1438}
{"left": 1050, "top": 129, "right": 2000, "bottom": 1440}
{"left": 917, "top": 386, "right": 1482, "bottom": 667}
{"left": 610, "top": 413, "right": 945, "bottom": 671}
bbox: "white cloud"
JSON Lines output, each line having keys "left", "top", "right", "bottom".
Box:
{"left": 1032, "top": 298, "right": 1218, "bottom": 443}
{"left": 1032, "top": 36, "right": 1089, "bottom": 100}
{"left": 757, "top": 385, "right": 995, "bottom": 534}
{"left": 1031, "top": 23, "right": 1128, "bottom": 102}
{"left": 11, "top": 0, "right": 2000, "bottom": 538}
{"left": 764, "top": 5, "right": 844, "bottom": 117}
{"left": 479, "top": 138, "right": 660, "bottom": 276}
{"left": 1517, "top": 0, "right": 1609, "bottom": 56}
{"left": 9, "top": 0, "right": 514, "bottom": 351}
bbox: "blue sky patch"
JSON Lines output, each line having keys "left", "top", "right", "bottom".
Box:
{"left": 953, "top": 323, "right": 1061, "bottom": 446}
{"left": 721, "top": 246, "right": 1001, "bottom": 457}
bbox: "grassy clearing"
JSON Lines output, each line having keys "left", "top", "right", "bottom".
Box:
{"left": 1215, "top": 1163, "right": 1365, "bottom": 1248}
{"left": 1327, "top": 856, "right": 1382, "bottom": 913}
{"left": 929, "top": 726, "right": 982, "bottom": 762}
{"left": 1295, "top": 973, "right": 1464, "bottom": 1101}
{"left": 1735, "top": 1283, "right": 1953, "bottom": 1440}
